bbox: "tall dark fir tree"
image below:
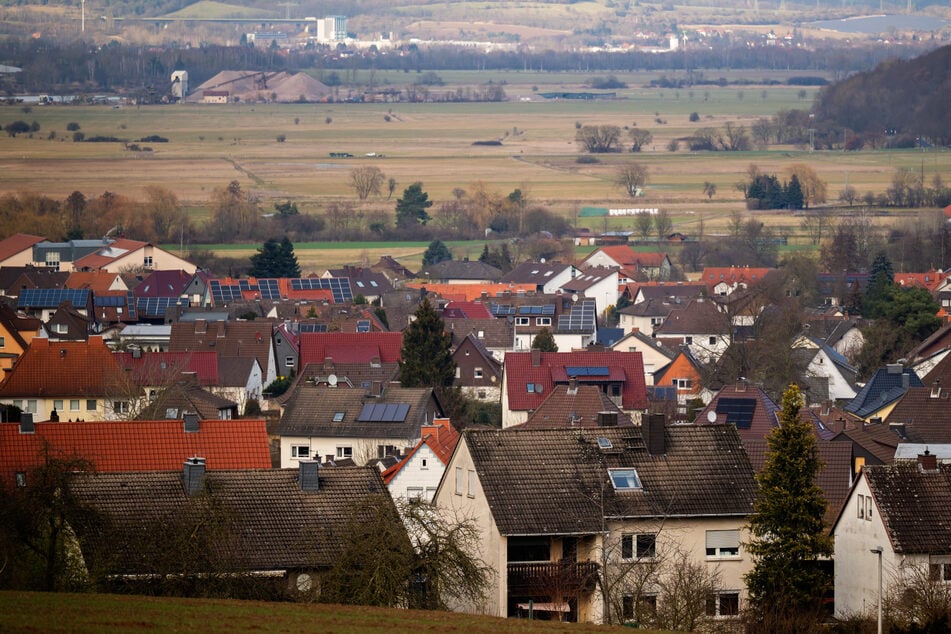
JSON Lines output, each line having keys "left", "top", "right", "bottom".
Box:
{"left": 249, "top": 236, "right": 300, "bottom": 278}
{"left": 399, "top": 298, "right": 455, "bottom": 388}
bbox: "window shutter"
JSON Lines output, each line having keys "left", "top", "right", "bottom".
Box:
{"left": 706, "top": 529, "right": 740, "bottom": 550}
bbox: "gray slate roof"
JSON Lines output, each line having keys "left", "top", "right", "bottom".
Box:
{"left": 68, "top": 466, "right": 393, "bottom": 574}
{"left": 464, "top": 424, "right": 756, "bottom": 536}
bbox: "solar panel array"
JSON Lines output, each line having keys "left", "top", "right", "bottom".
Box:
{"left": 557, "top": 299, "right": 596, "bottom": 332}
{"left": 136, "top": 296, "right": 189, "bottom": 317}
{"left": 258, "top": 278, "right": 281, "bottom": 300}
{"left": 357, "top": 403, "right": 410, "bottom": 423}
{"left": 95, "top": 292, "right": 138, "bottom": 320}
{"left": 290, "top": 278, "right": 353, "bottom": 303}
{"left": 356, "top": 320, "right": 371, "bottom": 333}
{"left": 517, "top": 304, "right": 556, "bottom": 316}
{"left": 490, "top": 304, "right": 516, "bottom": 316}
{"left": 299, "top": 323, "right": 328, "bottom": 333}
{"left": 565, "top": 366, "right": 610, "bottom": 377}
{"left": 18, "top": 288, "right": 90, "bottom": 308}
{"left": 715, "top": 397, "right": 756, "bottom": 429}
{"left": 209, "top": 280, "right": 243, "bottom": 304}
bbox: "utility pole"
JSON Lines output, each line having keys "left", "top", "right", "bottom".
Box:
{"left": 81, "top": 0, "right": 85, "bottom": 33}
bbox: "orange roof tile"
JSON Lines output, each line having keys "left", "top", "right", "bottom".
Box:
{"left": 404, "top": 283, "right": 536, "bottom": 302}
{"left": 0, "top": 233, "right": 45, "bottom": 263}
{"left": 0, "top": 418, "right": 271, "bottom": 487}
{"left": 0, "top": 336, "right": 124, "bottom": 398}
{"left": 66, "top": 271, "right": 122, "bottom": 292}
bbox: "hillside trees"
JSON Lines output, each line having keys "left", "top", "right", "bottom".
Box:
{"left": 422, "top": 239, "right": 452, "bottom": 266}
{"left": 208, "top": 181, "right": 262, "bottom": 242}
{"left": 576, "top": 125, "right": 622, "bottom": 153}
{"left": 349, "top": 166, "right": 386, "bottom": 201}
{"left": 395, "top": 182, "right": 433, "bottom": 229}
{"left": 615, "top": 162, "right": 649, "bottom": 199}
{"left": 628, "top": 128, "right": 652, "bottom": 152}
{"left": 248, "top": 236, "right": 300, "bottom": 278}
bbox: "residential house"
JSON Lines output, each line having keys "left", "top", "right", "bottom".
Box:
{"left": 580, "top": 246, "right": 672, "bottom": 281}
{"left": 0, "top": 233, "right": 46, "bottom": 268}
{"left": 433, "top": 420, "right": 757, "bottom": 623}
{"left": 137, "top": 381, "right": 240, "bottom": 421}
{"left": 71, "top": 238, "right": 197, "bottom": 274}
{"left": 882, "top": 382, "right": 951, "bottom": 444}
{"left": 323, "top": 266, "right": 393, "bottom": 302}
{"left": 217, "top": 356, "right": 265, "bottom": 412}
{"left": 652, "top": 298, "right": 731, "bottom": 364}
{"left": 701, "top": 266, "right": 772, "bottom": 297}
{"left": 624, "top": 281, "right": 706, "bottom": 306}
{"left": 371, "top": 255, "right": 415, "bottom": 286}
{"left": 17, "top": 287, "right": 93, "bottom": 321}
{"left": 273, "top": 322, "right": 300, "bottom": 376}
{"left": 830, "top": 418, "right": 900, "bottom": 475}
{"left": 515, "top": 383, "right": 634, "bottom": 429}
{"left": 114, "top": 324, "right": 172, "bottom": 352}
{"left": 653, "top": 347, "right": 710, "bottom": 415}
{"left": 608, "top": 330, "right": 677, "bottom": 386}
{"left": 0, "top": 416, "right": 270, "bottom": 488}
{"left": 816, "top": 272, "right": 869, "bottom": 307}
{"left": 417, "top": 260, "right": 504, "bottom": 284}
{"left": 169, "top": 319, "right": 279, "bottom": 388}
{"left": 67, "top": 461, "right": 401, "bottom": 596}
{"left": 451, "top": 332, "right": 503, "bottom": 403}
{"left": 44, "top": 301, "right": 93, "bottom": 341}
{"left": 832, "top": 455, "right": 951, "bottom": 620}
{"left": 843, "top": 364, "right": 923, "bottom": 422}
{"left": 382, "top": 417, "right": 459, "bottom": 502}
{"left": 0, "top": 336, "right": 129, "bottom": 420}
{"left": 0, "top": 303, "right": 41, "bottom": 371}
{"left": 803, "top": 315, "right": 866, "bottom": 361}
{"left": 560, "top": 267, "right": 619, "bottom": 318}
{"left": 551, "top": 299, "right": 599, "bottom": 351}
{"left": 298, "top": 331, "right": 402, "bottom": 369}
{"left": 908, "top": 323, "right": 951, "bottom": 378}
{"left": 501, "top": 349, "right": 648, "bottom": 428}
{"left": 500, "top": 262, "right": 575, "bottom": 294}
{"left": 402, "top": 283, "right": 536, "bottom": 303}
{"left": 617, "top": 297, "right": 680, "bottom": 335}
{"left": 65, "top": 271, "right": 127, "bottom": 293}
{"left": 276, "top": 383, "right": 443, "bottom": 467}
{"left": 791, "top": 334, "right": 859, "bottom": 404}
{"left": 446, "top": 317, "right": 513, "bottom": 362}
{"left": 0, "top": 266, "right": 69, "bottom": 300}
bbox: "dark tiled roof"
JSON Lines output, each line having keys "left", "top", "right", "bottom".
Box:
{"left": 562, "top": 266, "right": 617, "bottom": 293}
{"left": 446, "top": 317, "right": 512, "bottom": 351}
{"left": 169, "top": 320, "right": 276, "bottom": 378}
{"left": 864, "top": 461, "right": 951, "bottom": 555}
{"left": 518, "top": 384, "right": 633, "bottom": 429}
{"left": 923, "top": 351, "right": 951, "bottom": 387}
{"left": 694, "top": 384, "right": 780, "bottom": 441}
{"left": 417, "top": 260, "right": 503, "bottom": 281}
{"left": 744, "top": 439, "right": 852, "bottom": 527}
{"left": 500, "top": 262, "right": 572, "bottom": 285}
{"left": 844, "top": 366, "right": 923, "bottom": 418}
{"left": 68, "top": 466, "right": 394, "bottom": 573}
{"left": 277, "top": 384, "right": 437, "bottom": 441}
{"left": 832, "top": 423, "right": 900, "bottom": 465}
{"left": 465, "top": 425, "right": 756, "bottom": 536}
{"left": 630, "top": 282, "right": 706, "bottom": 303}
{"left": 884, "top": 387, "right": 951, "bottom": 443}
{"left": 114, "top": 351, "right": 219, "bottom": 386}
{"left": 136, "top": 382, "right": 238, "bottom": 421}
{"left": 132, "top": 269, "right": 193, "bottom": 298}
{"left": 0, "top": 418, "right": 270, "bottom": 487}
{"left": 654, "top": 298, "right": 730, "bottom": 336}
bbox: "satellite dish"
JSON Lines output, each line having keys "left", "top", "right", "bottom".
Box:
{"left": 706, "top": 410, "right": 717, "bottom": 423}
{"left": 328, "top": 374, "right": 338, "bottom": 387}
{"left": 571, "top": 294, "right": 579, "bottom": 302}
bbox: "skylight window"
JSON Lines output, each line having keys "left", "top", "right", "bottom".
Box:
{"left": 597, "top": 437, "right": 613, "bottom": 449}
{"left": 333, "top": 412, "right": 345, "bottom": 422}
{"left": 609, "top": 469, "right": 642, "bottom": 491}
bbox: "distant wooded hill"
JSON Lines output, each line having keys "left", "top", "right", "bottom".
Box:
{"left": 814, "top": 45, "right": 951, "bottom": 148}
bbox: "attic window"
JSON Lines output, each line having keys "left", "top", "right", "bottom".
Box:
{"left": 333, "top": 412, "right": 345, "bottom": 422}
{"left": 597, "top": 437, "right": 613, "bottom": 449}
{"left": 609, "top": 468, "right": 642, "bottom": 491}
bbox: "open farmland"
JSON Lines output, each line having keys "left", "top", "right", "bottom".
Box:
{"left": 0, "top": 73, "right": 948, "bottom": 268}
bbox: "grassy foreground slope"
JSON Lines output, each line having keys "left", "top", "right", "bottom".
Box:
{"left": 0, "top": 591, "right": 638, "bottom": 633}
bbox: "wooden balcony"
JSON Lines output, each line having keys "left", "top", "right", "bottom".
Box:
{"left": 507, "top": 561, "right": 600, "bottom": 594}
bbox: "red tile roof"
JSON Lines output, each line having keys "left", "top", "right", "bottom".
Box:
{"left": 299, "top": 332, "right": 403, "bottom": 367}
{"left": 0, "top": 233, "right": 45, "bottom": 263}
{"left": 114, "top": 351, "right": 220, "bottom": 386}
{"left": 404, "top": 283, "right": 536, "bottom": 302}
{"left": 65, "top": 271, "right": 122, "bottom": 292}
{"left": 504, "top": 350, "right": 648, "bottom": 411}
{"left": 382, "top": 417, "right": 459, "bottom": 484}
{"left": 895, "top": 270, "right": 948, "bottom": 292}
{"left": 442, "top": 301, "right": 493, "bottom": 319}
{"left": 701, "top": 266, "right": 772, "bottom": 292}
{"left": 586, "top": 246, "right": 669, "bottom": 269}
{"left": 0, "top": 336, "right": 124, "bottom": 398}
{"left": 0, "top": 418, "right": 271, "bottom": 487}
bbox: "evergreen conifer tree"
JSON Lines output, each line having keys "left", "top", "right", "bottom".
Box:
{"left": 249, "top": 236, "right": 300, "bottom": 278}
{"left": 531, "top": 328, "right": 558, "bottom": 352}
{"left": 399, "top": 298, "right": 455, "bottom": 388}
{"left": 395, "top": 182, "right": 433, "bottom": 229}
{"left": 745, "top": 383, "right": 832, "bottom": 629}
{"left": 422, "top": 239, "right": 452, "bottom": 266}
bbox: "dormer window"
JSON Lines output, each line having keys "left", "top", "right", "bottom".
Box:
{"left": 609, "top": 468, "right": 642, "bottom": 491}
{"left": 333, "top": 412, "right": 345, "bottom": 422}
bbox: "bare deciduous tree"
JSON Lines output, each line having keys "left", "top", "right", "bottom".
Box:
{"left": 576, "top": 125, "right": 622, "bottom": 153}
{"left": 615, "top": 162, "right": 649, "bottom": 199}
{"left": 349, "top": 166, "right": 386, "bottom": 201}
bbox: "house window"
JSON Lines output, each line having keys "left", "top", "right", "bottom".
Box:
{"left": 45, "top": 251, "right": 60, "bottom": 268}
{"left": 621, "top": 533, "right": 656, "bottom": 560}
{"left": 455, "top": 466, "right": 463, "bottom": 495}
{"left": 15, "top": 472, "right": 27, "bottom": 487}
{"left": 929, "top": 563, "right": 951, "bottom": 582}
{"left": 622, "top": 594, "right": 657, "bottom": 621}
{"left": 70, "top": 399, "right": 80, "bottom": 411}
{"left": 674, "top": 378, "right": 692, "bottom": 389}
{"left": 709, "top": 336, "right": 717, "bottom": 345}
{"left": 706, "top": 529, "right": 740, "bottom": 558}
{"left": 610, "top": 469, "right": 642, "bottom": 491}
{"left": 526, "top": 383, "right": 535, "bottom": 393}
{"left": 407, "top": 487, "right": 424, "bottom": 500}
{"left": 857, "top": 494, "right": 865, "bottom": 519}
{"left": 332, "top": 412, "right": 344, "bottom": 422}
{"left": 291, "top": 445, "right": 310, "bottom": 459}
{"left": 467, "top": 469, "right": 476, "bottom": 497}
{"left": 478, "top": 390, "right": 487, "bottom": 399}
{"left": 53, "top": 399, "right": 64, "bottom": 412}
{"left": 455, "top": 367, "right": 461, "bottom": 379}
{"left": 86, "top": 399, "right": 97, "bottom": 411}
{"left": 706, "top": 592, "right": 740, "bottom": 617}
{"left": 866, "top": 495, "right": 873, "bottom": 521}
{"left": 52, "top": 323, "right": 67, "bottom": 334}
{"left": 143, "top": 256, "right": 153, "bottom": 268}
{"left": 474, "top": 367, "right": 484, "bottom": 379}
{"left": 515, "top": 317, "right": 530, "bottom": 326}
{"left": 421, "top": 458, "right": 428, "bottom": 470}
{"left": 684, "top": 336, "right": 693, "bottom": 345}
{"left": 650, "top": 317, "right": 663, "bottom": 327}
{"left": 285, "top": 356, "right": 294, "bottom": 367}
{"left": 112, "top": 401, "right": 130, "bottom": 415}
{"left": 377, "top": 445, "right": 397, "bottom": 458}
{"left": 336, "top": 446, "right": 352, "bottom": 459}
{"left": 537, "top": 317, "right": 551, "bottom": 326}
{"left": 0, "top": 336, "right": 5, "bottom": 348}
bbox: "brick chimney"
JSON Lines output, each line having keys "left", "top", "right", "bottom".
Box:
{"left": 299, "top": 460, "right": 320, "bottom": 491}
{"left": 918, "top": 449, "right": 938, "bottom": 473}
{"left": 531, "top": 348, "right": 541, "bottom": 367}
{"left": 642, "top": 412, "right": 666, "bottom": 456}
{"left": 183, "top": 412, "right": 199, "bottom": 433}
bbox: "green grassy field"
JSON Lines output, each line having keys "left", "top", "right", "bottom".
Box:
{"left": 0, "top": 591, "right": 639, "bottom": 633}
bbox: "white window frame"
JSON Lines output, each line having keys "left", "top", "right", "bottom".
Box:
{"left": 621, "top": 533, "right": 657, "bottom": 560}
{"left": 336, "top": 446, "right": 352, "bottom": 459}
{"left": 291, "top": 445, "right": 311, "bottom": 459}
{"left": 515, "top": 317, "right": 530, "bottom": 326}
{"left": 70, "top": 399, "right": 80, "bottom": 411}
{"left": 707, "top": 592, "right": 740, "bottom": 618}
{"left": 455, "top": 466, "right": 463, "bottom": 495}
{"left": 536, "top": 317, "right": 551, "bottom": 326}
{"left": 467, "top": 469, "right": 476, "bottom": 497}
{"left": 53, "top": 399, "right": 64, "bottom": 412}
{"left": 609, "top": 468, "right": 642, "bottom": 491}
{"left": 143, "top": 256, "right": 153, "bottom": 268}
{"left": 474, "top": 367, "right": 484, "bottom": 379}
{"left": 285, "top": 356, "right": 294, "bottom": 367}
{"left": 706, "top": 529, "right": 741, "bottom": 558}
